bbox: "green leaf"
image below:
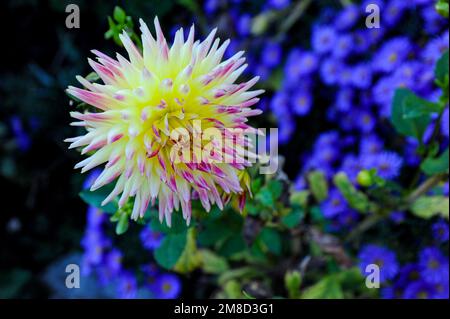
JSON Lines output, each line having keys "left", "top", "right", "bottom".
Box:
{"left": 402, "top": 93, "right": 442, "bottom": 119}
{"left": 435, "top": 49, "right": 449, "bottom": 83}
{"left": 259, "top": 227, "right": 282, "bottom": 255}
{"left": 308, "top": 170, "right": 328, "bottom": 202}
{"left": 281, "top": 208, "right": 303, "bottom": 228}
{"left": 391, "top": 88, "right": 431, "bottom": 140}
{"left": 174, "top": 228, "right": 200, "bottom": 273}
{"left": 285, "top": 271, "right": 302, "bottom": 299}
{"left": 115, "top": 213, "right": 129, "bottom": 235}
{"left": 0, "top": 269, "right": 31, "bottom": 298}
{"left": 421, "top": 148, "right": 449, "bottom": 175}
{"left": 154, "top": 232, "right": 187, "bottom": 270}
{"left": 199, "top": 250, "right": 229, "bottom": 274}
{"left": 79, "top": 185, "right": 117, "bottom": 214}
{"left": 113, "top": 6, "right": 126, "bottom": 23}
{"left": 218, "top": 235, "right": 246, "bottom": 257}
{"left": 334, "top": 172, "right": 376, "bottom": 213}
{"left": 411, "top": 196, "right": 449, "bottom": 220}
{"left": 255, "top": 179, "right": 283, "bottom": 207}
{"left": 301, "top": 276, "right": 344, "bottom": 299}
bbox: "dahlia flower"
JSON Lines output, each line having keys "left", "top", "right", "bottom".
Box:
{"left": 66, "top": 18, "right": 263, "bottom": 226}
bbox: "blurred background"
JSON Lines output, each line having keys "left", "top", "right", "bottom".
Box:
{"left": 0, "top": 0, "right": 448, "bottom": 299}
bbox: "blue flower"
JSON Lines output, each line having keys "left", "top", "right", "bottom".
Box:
{"left": 140, "top": 226, "right": 163, "bottom": 250}
{"left": 389, "top": 211, "right": 406, "bottom": 224}
{"left": 358, "top": 244, "right": 399, "bottom": 283}
{"left": 396, "top": 263, "right": 421, "bottom": 287}
{"left": 236, "top": 14, "right": 252, "bottom": 37}
{"left": 267, "top": 0, "right": 290, "bottom": 10}
{"left": 292, "top": 90, "right": 312, "bottom": 116}
{"left": 363, "top": 151, "right": 403, "bottom": 179}
{"left": 332, "top": 34, "right": 353, "bottom": 58}
{"left": 320, "top": 59, "right": 343, "bottom": 85}
{"left": 355, "top": 110, "right": 376, "bottom": 133}
{"left": 152, "top": 273, "right": 182, "bottom": 299}
{"left": 422, "top": 31, "right": 449, "bottom": 66}
{"left": 360, "top": 134, "right": 384, "bottom": 155}
{"left": 422, "top": 4, "right": 447, "bottom": 35}
{"left": 86, "top": 206, "right": 105, "bottom": 229}
{"left": 10, "top": 116, "right": 31, "bottom": 152}
{"left": 432, "top": 219, "right": 449, "bottom": 243}
{"left": 320, "top": 189, "right": 348, "bottom": 218}
{"left": 403, "top": 280, "right": 436, "bottom": 299}
{"left": 312, "top": 25, "right": 337, "bottom": 54}
{"left": 117, "top": 271, "right": 138, "bottom": 299}
{"left": 204, "top": 0, "right": 219, "bottom": 15}
{"left": 351, "top": 64, "right": 372, "bottom": 89}
{"left": 334, "top": 88, "right": 354, "bottom": 112}
{"left": 261, "top": 42, "right": 282, "bottom": 68}
{"left": 372, "top": 37, "right": 411, "bottom": 73}
{"left": 284, "top": 49, "right": 304, "bottom": 83}
{"left": 334, "top": 4, "right": 359, "bottom": 30}
{"left": 384, "top": 0, "right": 407, "bottom": 27}
{"left": 340, "top": 155, "right": 363, "bottom": 183}
{"left": 418, "top": 247, "right": 449, "bottom": 284}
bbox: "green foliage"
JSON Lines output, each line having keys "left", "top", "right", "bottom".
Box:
{"left": 411, "top": 196, "right": 449, "bottom": 220}
{"left": 79, "top": 185, "right": 117, "bottom": 214}
{"left": 391, "top": 88, "right": 432, "bottom": 141}
{"left": 421, "top": 148, "right": 449, "bottom": 175}
{"left": 285, "top": 271, "right": 302, "bottom": 299}
{"left": 154, "top": 232, "right": 188, "bottom": 270}
{"left": 308, "top": 170, "right": 328, "bottom": 202}
{"left": 436, "top": 0, "right": 449, "bottom": 17}
{"left": 334, "top": 172, "right": 376, "bottom": 213}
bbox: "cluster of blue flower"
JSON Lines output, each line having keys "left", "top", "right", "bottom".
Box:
{"left": 202, "top": 0, "right": 449, "bottom": 299}
{"left": 359, "top": 235, "right": 449, "bottom": 299}
{"left": 81, "top": 170, "right": 181, "bottom": 299}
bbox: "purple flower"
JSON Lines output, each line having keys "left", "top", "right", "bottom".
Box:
{"left": 422, "top": 5, "right": 447, "bottom": 35}
{"left": 372, "top": 37, "right": 411, "bottom": 73}
{"left": 320, "top": 59, "right": 343, "bottom": 85}
{"left": 355, "top": 110, "right": 376, "bottom": 133}
{"left": 297, "top": 51, "right": 319, "bottom": 76}
{"left": 321, "top": 189, "right": 348, "bottom": 218}
{"left": 284, "top": 49, "right": 303, "bottom": 83}
{"left": 422, "top": 32, "right": 449, "bottom": 66}
{"left": 267, "top": 0, "right": 290, "bottom": 10}
{"left": 351, "top": 64, "right": 372, "bottom": 89}
{"left": 441, "top": 107, "right": 449, "bottom": 138}
{"left": 340, "top": 155, "right": 363, "bottom": 183}
{"left": 86, "top": 206, "right": 105, "bottom": 229}
{"left": 140, "top": 226, "right": 163, "bottom": 250}
{"left": 353, "top": 30, "right": 371, "bottom": 53}
{"left": 270, "top": 91, "right": 290, "bottom": 116}
{"left": 389, "top": 211, "right": 406, "bottom": 224}
{"left": 360, "top": 134, "right": 384, "bottom": 155}
{"left": 236, "top": 14, "right": 252, "bottom": 37}
{"left": 332, "top": 34, "right": 353, "bottom": 58}
{"left": 418, "top": 247, "right": 449, "bottom": 284}
{"left": 312, "top": 25, "right": 337, "bottom": 54}
{"left": 334, "top": 88, "right": 354, "bottom": 112}
{"left": 261, "top": 42, "right": 282, "bottom": 68}
{"left": 396, "top": 263, "right": 421, "bottom": 287}
{"left": 334, "top": 4, "right": 359, "bottom": 30}
{"left": 152, "top": 273, "right": 182, "bottom": 299}
{"left": 359, "top": 245, "right": 399, "bottom": 283}
{"left": 432, "top": 219, "right": 449, "bottom": 243}
{"left": 292, "top": 90, "right": 312, "bottom": 116}
{"left": 363, "top": 151, "right": 403, "bottom": 179}
{"left": 204, "top": 0, "right": 219, "bottom": 15}
{"left": 10, "top": 116, "right": 31, "bottom": 152}
{"left": 117, "top": 271, "right": 138, "bottom": 299}
{"left": 384, "top": 0, "right": 407, "bottom": 27}
{"left": 403, "top": 280, "right": 436, "bottom": 299}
